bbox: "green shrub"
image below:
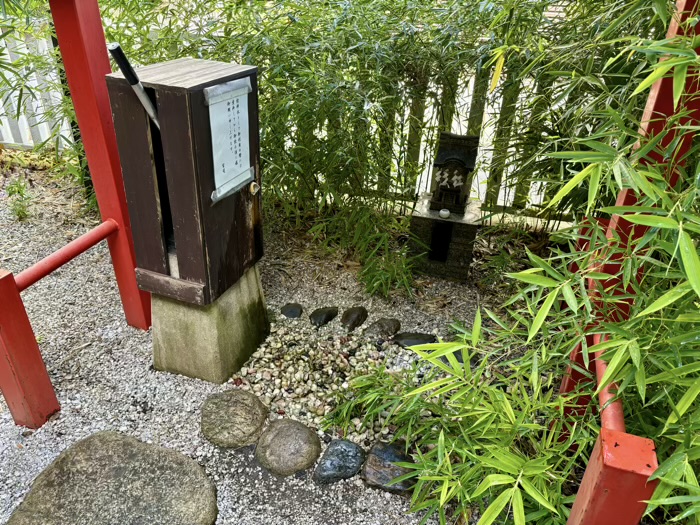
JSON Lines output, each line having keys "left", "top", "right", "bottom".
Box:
{"left": 6, "top": 176, "right": 30, "bottom": 220}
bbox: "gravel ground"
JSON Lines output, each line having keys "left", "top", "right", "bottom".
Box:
{"left": 0, "top": 169, "right": 478, "bottom": 525}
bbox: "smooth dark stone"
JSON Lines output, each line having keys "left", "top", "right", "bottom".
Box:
{"left": 361, "top": 442, "right": 413, "bottom": 494}
{"left": 365, "top": 318, "right": 401, "bottom": 338}
{"left": 313, "top": 440, "right": 366, "bottom": 485}
{"left": 281, "top": 303, "right": 304, "bottom": 318}
{"left": 7, "top": 432, "right": 217, "bottom": 525}
{"left": 309, "top": 307, "right": 339, "bottom": 328}
{"left": 341, "top": 306, "right": 368, "bottom": 331}
{"left": 392, "top": 332, "right": 437, "bottom": 348}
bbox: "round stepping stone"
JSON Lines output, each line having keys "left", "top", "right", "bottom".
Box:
{"left": 281, "top": 303, "right": 303, "bottom": 318}
{"left": 7, "top": 431, "right": 217, "bottom": 525}
{"left": 255, "top": 419, "right": 321, "bottom": 476}
{"left": 201, "top": 389, "right": 268, "bottom": 448}
{"left": 309, "top": 307, "right": 338, "bottom": 328}
{"left": 393, "top": 332, "right": 437, "bottom": 348}
{"left": 365, "top": 318, "right": 401, "bottom": 338}
{"left": 341, "top": 306, "right": 368, "bottom": 331}
{"left": 313, "top": 439, "right": 366, "bottom": 485}
{"left": 362, "top": 441, "right": 413, "bottom": 494}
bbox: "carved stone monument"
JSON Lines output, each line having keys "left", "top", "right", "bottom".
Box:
{"left": 410, "top": 133, "right": 480, "bottom": 280}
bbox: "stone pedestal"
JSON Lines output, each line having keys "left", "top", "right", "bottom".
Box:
{"left": 152, "top": 264, "right": 268, "bottom": 383}
{"left": 409, "top": 195, "right": 479, "bottom": 281}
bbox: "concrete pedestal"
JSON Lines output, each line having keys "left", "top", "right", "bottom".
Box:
{"left": 152, "top": 265, "right": 269, "bottom": 383}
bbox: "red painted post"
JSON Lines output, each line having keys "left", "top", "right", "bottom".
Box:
{"left": 567, "top": 428, "right": 658, "bottom": 525}
{"left": 0, "top": 270, "right": 60, "bottom": 429}
{"left": 48, "top": 0, "right": 150, "bottom": 329}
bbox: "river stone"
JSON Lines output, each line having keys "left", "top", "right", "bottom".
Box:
{"left": 255, "top": 419, "right": 322, "bottom": 476}
{"left": 281, "top": 302, "right": 303, "bottom": 318}
{"left": 201, "top": 389, "right": 268, "bottom": 448}
{"left": 341, "top": 306, "right": 368, "bottom": 331}
{"left": 393, "top": 332, "right": 437, "bottom": 348}
{"left": 312, "top": 440, "right": 366, "bottom": 485}
{"left": 309, "top": 307, "right": 338, "bottom": 328}
{"left": 362, "top": 442, "right": 413, "bottom": 494}
{"left": 7, "top": 431, "right": 217, "bottom": 525}
{"left": 365, "top": 318, "right": 401, "bottom": 338}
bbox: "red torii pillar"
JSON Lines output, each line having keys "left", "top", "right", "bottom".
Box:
{"left": 48, "top": 0, "right": 151, "bottom": 330}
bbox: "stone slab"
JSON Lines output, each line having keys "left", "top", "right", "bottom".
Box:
{"left": 8, "top": 431, "right": 217, "bottom": 525}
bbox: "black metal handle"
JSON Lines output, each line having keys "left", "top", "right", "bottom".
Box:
{"left": 107, "top": 43, "right": 139, "bottom": 86}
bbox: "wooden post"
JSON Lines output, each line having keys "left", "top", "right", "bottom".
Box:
{"left": 0, "top": 270, "right": 60, "bottom": 429}
{"left": 568, "top": 428, "right": 658, "bottom": 525}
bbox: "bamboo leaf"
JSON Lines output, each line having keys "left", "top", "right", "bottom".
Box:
{"left": 623, "top": 214, "right": 679, "bottom": 229}
{"left": 520, "top": 478, "right": 557, "bottom": 513}
{"left": 490, "top": 53, "right": 505, "bottom": 93}
{"left": 665, "top": 378, "right": 700, "bottom": 427}
{"left": 595, "top": 344, "right": 630, "bottom": 394}
{"left": 635, "top": 364, "right": 646, "bottom": 402}
{"left": 472, "top": 308, "right": 482, "bottom": 347}
{"left": 679, "top": 230, "right": 700, "bottom": 298}
{"left": 637, "top": 281, "right": 693, "bottom": 317}
{"left": 512, "top": 488, "right": 526, "bottom": 525}
{"left": 528, "top": 289, "right": 559, "bottom": 342}
{"left": 673, "top": 63, "right": 688, "bottom": 109}
{"left": 472, "top": 475, "right": 516, "bottom": 498}
{"left": 478, "top": 488, "right": 514, "bottom": 525}
{"left": 587, "top": 163, "right": 601, "bottom": 215}
{"left": 632, "top": 62, "right": 674, "bottom": 96}
{"left": 561, "top": 283, "right": 578, "bottom": 312}
{"left": 507, "top": 270, "right": 559, "bottom": 287}
{"left": 548, "top": 164, "right": 598, "bottom": 209}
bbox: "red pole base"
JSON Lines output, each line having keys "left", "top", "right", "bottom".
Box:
{"left": 567, "top": 428, "right": 658, "bottom": 525}
{"left": 0, "top": 270, "right": 60, "bottom": 428}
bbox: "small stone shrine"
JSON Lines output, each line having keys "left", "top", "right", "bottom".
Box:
{"left": 410, "top": 133, "right": 480, "bottom": 280}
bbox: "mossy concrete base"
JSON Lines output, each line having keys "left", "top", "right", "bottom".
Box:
{"left": 152, "top": 265, "right": 269, "bottom": 384}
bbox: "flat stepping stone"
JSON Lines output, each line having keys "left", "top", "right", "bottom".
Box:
{"left": 313, "top": 439, "right": 366, "bottom": 485}
{"left": 365, "top": 318, "right": 401, "bottom": 338}
{"left": 281, "top": 303, "right": 303, "bottom": 318}
{"left": 393, "top": 332, "right": 437, "bottom": 348}
{"left": 8, "top": 431, "right": 217, "bottom": 525}
{"left": 309, "top": 307, "right": 338, "bottom": 328}
{"left": 362, "top": 442, "right": 413, "bottom": 494}
{"left": 201, "top": 389, "right": 268, "bottom": 448}
{"left": 341, "top": 306, "right": 368, "bottom": 331}
{"left": 255, "top": 419, "right": 321, "bottom": 476}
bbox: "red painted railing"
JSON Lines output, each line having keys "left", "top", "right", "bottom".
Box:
{"left": 565, "top": 1, "right": 700, "bottom": 523}
{"left": 0, "top": 0, "right": 151, "bottom": 429}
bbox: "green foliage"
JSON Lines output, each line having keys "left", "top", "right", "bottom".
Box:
{"left": 6, "top": 175, "right": 30, "bottom": 220}
{"left": 328, "top": 313, "right": 593, "bottom": 525}
{"left": 333, "top": 3, "right": 700, "bottom": 523}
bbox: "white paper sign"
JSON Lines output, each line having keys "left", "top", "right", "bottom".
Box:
{"left": 204, "top": 77, "right": 253, "bottom": 203}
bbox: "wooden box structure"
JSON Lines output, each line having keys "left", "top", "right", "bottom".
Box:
{"left": 106, "top": 58, "right": 263, "bottom": 306}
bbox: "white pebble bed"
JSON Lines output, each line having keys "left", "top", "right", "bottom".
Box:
{"left": 0, "top": 174, "right": 477, "bottom": 525}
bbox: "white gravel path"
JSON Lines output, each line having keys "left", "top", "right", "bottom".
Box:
{"left": 0, "top": 171, "right": 478, "bottom": 525}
